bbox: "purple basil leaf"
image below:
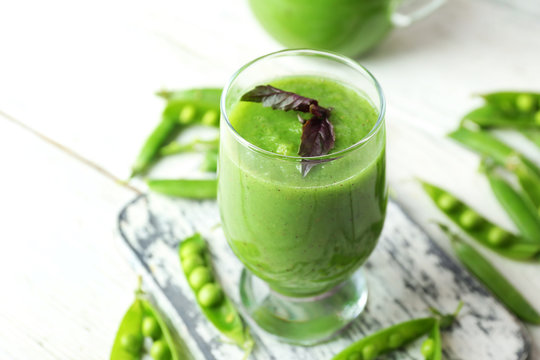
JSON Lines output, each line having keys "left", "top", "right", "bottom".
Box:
{"left": 241, "top": 85, "right": 336, "bottom": 176}
{"left": 299, "top": 115, "right": 335, "bottom": 176}
{"left": 241, "top": 85, "right": 324, "bottom": 113}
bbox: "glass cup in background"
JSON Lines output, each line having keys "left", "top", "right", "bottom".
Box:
{"left": 248, "top": 0, "right": 446, "bottom": 57}
{"left": 218, "top": 50, "right": 387, "bottom": 345}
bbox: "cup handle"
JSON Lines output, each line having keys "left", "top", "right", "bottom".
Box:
{"left": 391, "top": 0, "right": 446, "bottom": 27}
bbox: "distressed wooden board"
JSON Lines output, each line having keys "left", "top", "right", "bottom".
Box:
{"left": 118, "top": 194, "right": 529, "bottom": 360}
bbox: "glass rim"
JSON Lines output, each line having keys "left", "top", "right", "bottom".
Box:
{"left": 220, "top": 49, "right": 386, "bottom": 161}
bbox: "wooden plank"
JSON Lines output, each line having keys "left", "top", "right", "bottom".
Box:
{"left": 118, "top": 194, "right": 528, "bottom": 359}
{"left": 0, "top": 114, "right": 138, "bottom": 359}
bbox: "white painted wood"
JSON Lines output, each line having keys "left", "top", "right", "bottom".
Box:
{"left": 0, "top": 0, "right": 539, "bottom": 358}
{"left": 0, "top": 115, "right": 138, "bottom": 359}
{"left": 119, "top": 195, "right": 528, "bottom": 360}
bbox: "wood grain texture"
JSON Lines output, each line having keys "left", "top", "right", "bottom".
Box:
{"left": 118, "top": 194, "right": 528, "bottom": 360}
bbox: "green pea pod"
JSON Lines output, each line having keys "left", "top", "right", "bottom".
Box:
{"left": 200, "top": 148, "right": 219, "bottom": 173}
{"left": 179, "top": 234, "right": 254, "bottom": 355}
{"left": 440, "top": 224, "right": 540, "bottom": 324}
{"left": 449, "top": 127, "right": 520, "bottom": 167}
{"left": 160, "top": 138, "right": 219, "bottom": 157}
{"left": 333, "top": 303, "right": 462, "bottom": 360}
{"left": 147, "top": 179, "right": 217, "bottom": 199}
{"left": 462, "top": 91, "right": 540, "bottom": 128}
{"left": 420, "top": 320, "right": 441, "bottom": 360}
{"left": 131, "top": 88, "right": 222, "bottom": 178}
{"left": 332, "top": 317, "right": 436, "bottom": 360}
{"left": 110, "top": 279, "right": 192, "bottom": 360}
{"left": 139, "top": 296, "right": 190, "bottom": 360}
{"left": 522, "top": 129, "right": 540, "bottom": 149}
{"left": 110, "top": 298, "right": 144, "bottom": 360}
{"left": 422, "top": 181, "right": 540, "bottom": 261}
{"left": 164, "top": 98, "right": 220, "bottom": 127}
{"left": 485, "top": 170, "right": 540, "bottom": 243}
{"left": 448, "top": 127, "right": 540, "bottom": 177}
{"left": 131, "top": 115, "right": 180, "bottom": 178}
{"left": 462, "top": 105, "right": 539, "bottom": 129}
{"left": 517, "top": 169, "right": 540, "bottom": 211}
{"left": 482, "top": 92, "right": 540, "bottom": 115}
{"left": 449, "top": 127, "right": 540, "bottom": 211}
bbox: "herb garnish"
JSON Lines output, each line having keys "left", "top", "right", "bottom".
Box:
{"left": 241, "top": 85, "right": 335, "bottom": 176}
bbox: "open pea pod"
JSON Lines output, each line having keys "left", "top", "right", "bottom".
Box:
{"left": 333, "top": 301, "right": 462, "bottom": 360}
{"left": 422, "top": 181, "right": 540, "bottom": 261}
{"left": 462, "top": 105, "right": 540, "bottom": 129}
{"left": 131, "top": 88, "right": 222, "bottom": 177}
{"left": 160, "top": 88, "right": 222, "bottom": 128}
{"left": 333, "top": 317, "right": 436, "bottom": 360}
{"left": 482, "top": 91, "right": 540, "bottom": 116}
{"left": 139, "top": 295, "right": 191, "bottom": 360}
{"left": 110, "top": 299, "right": 145, "bottom": 360}
{"left": 462, "top": 91, "right": 540, "bottom": 129}
{"left": 179, "top": 233, "right": 254, "bottom": 355}
{"left": 420, "top": 320, "right": 442, "bottom": 360}
{"left": 110, "top": 280, "right": 192, "bottom": 360}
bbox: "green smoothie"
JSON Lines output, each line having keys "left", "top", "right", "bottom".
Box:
{"left": 219, "top": 76, "right": 386, "bottom": 297}
{"left": 248, "top": 0, "right": 394, "bottom": 57}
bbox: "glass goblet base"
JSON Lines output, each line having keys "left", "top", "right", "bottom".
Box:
{"left": 239, "top": 267, "right": 368, "bottom": 346}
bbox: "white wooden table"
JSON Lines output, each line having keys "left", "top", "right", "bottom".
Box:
{"left": 0, "top": 0, "right": 539, "bottom": 358}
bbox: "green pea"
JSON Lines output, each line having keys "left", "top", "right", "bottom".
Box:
{"left": 188, "top": 266, "right": 213, "bottom": 290}
{"left": 150, "top": 339, "right": 170, "bottom": 360}
{"left": 180, "top": 241, "right": 204, "bottom": 259}
{"left": 515, "top": 94, "right": 535, "bottom": 112}
{"left": 459, "top": 209, "right": 482, "bottom": 229}
{"left": 388, "top": 333, "right": 403, "bottom": 348}
{"left": 142, "top": 316, "right": 161, "bottom": 340}
{"left": 421, "top": 338, "right": 434, "bottom": 357}
{"left": 361, "top": 344, "right": 377, "bottom": 360}
{"left": 197, "top": 283, "right": 223, "bottom": 307}
{"left": 179, "top": 105, "right": 196, "bottom": 124}
{"left": 487, "top": 226, "right": 511, "bottom": 246}
{"left": 182, "top": 254, "right": 205, "bottom": 275}
{"left": 201, "top": 110, "right": 218, "bottom": 126}
{"left": 437, "top": 193, "right": 459, "bottom": 212}
{"left": 534, "top": 110, "right": 540, "bottom": 125}
{"left": 120, "top": 333, "right": 143, "bottom": 354}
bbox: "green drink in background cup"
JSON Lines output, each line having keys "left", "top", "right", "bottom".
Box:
{"left": 218, "top": 49, "right": 387, "bottom": 344}
{"left": 249, "top": 0, "right": 445, "bottom": 57}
